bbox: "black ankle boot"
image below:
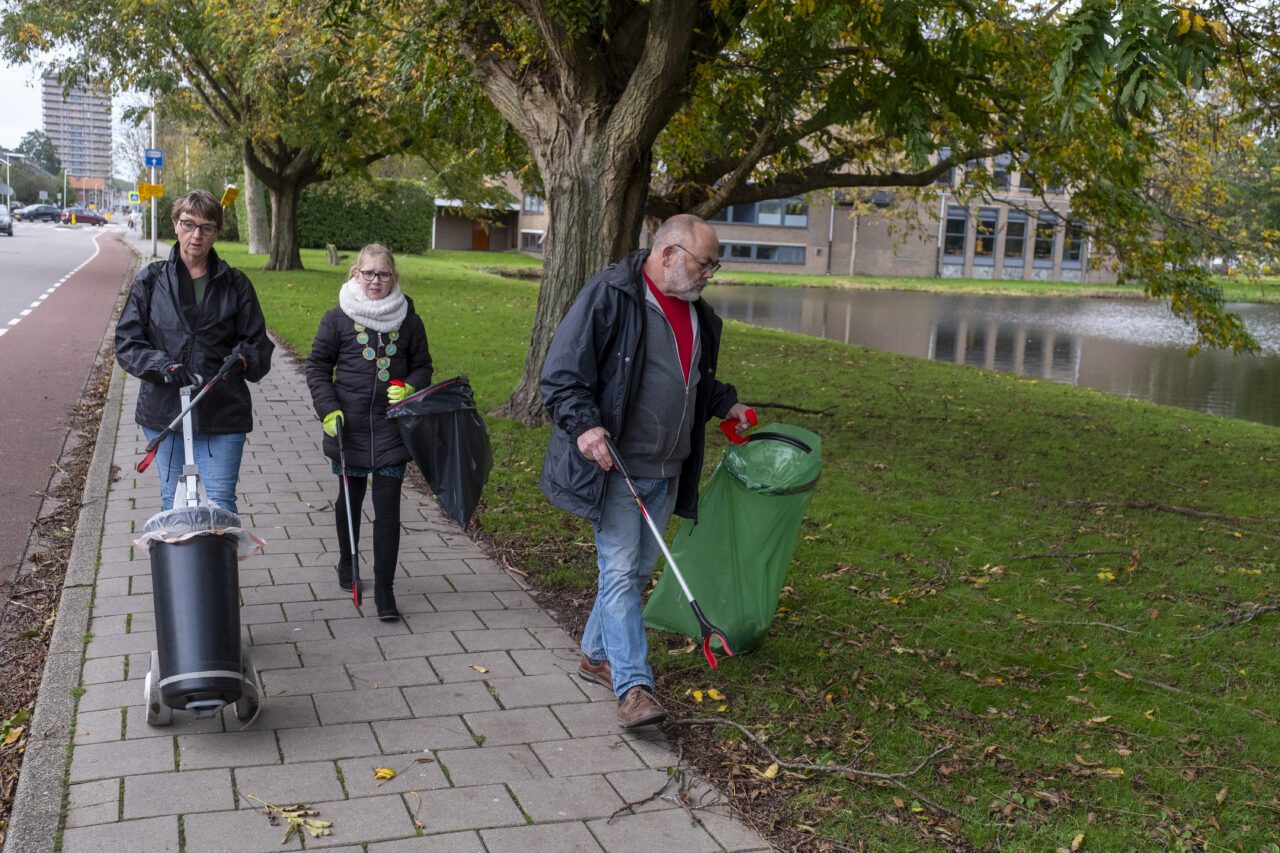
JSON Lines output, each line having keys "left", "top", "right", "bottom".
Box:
{"left": 336, "top": 560, "right": 353, "bottom": 592}
{"left": 374, "top": 584, "right": 399, "bottom": 622}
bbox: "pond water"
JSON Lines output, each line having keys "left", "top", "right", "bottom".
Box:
{"left": 703, "top": 286, "right": 1280, "bottom": 428}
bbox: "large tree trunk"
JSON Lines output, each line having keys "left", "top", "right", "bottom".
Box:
{"left": 265, "top": 181, "right": 303, "bottom": 271}
{"left": 241, "top": 159, "right": 269, "bottom": 254}
{"left": 492, "top": 137, "right": 650, "bottom": 423}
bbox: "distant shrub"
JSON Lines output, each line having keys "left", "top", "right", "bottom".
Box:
{"left": 298, "top": 178, "right": 436, "bottom": 254}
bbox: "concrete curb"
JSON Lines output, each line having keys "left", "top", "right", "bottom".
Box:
{"left": 3, "top": 361, "right": 125, "bottom": 853}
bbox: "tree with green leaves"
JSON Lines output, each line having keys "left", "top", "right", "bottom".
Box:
{"left": 3, "top": 0, "right": 514, "bottom": 269}
{"left": 16, "top": 129, "right": 60, "bottom": 175}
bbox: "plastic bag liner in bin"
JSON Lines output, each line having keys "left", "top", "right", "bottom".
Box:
{"left": 643, "top": 423, "right": 822, "bottom": 654}
{"left": 137, "top": 506, "right": 262, "bottom": 711}
{"left": 387, "top": 375, "right": 494, "bottom": 528}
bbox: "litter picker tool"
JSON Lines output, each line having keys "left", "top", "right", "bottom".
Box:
{"left": 136, "top": 361, "right": 238, "bottom": 473}
{"left": 334, "top": 424, "right": 363, "bottom": 608}
{"left": 602, "top": 436, "right": 734, "bottom": 669}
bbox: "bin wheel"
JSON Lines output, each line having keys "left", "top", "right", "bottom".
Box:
{"left": 144, "top": 650, "right": 172, "bottom": 726}
{"left": 235, "top": 646, "right": 261, "bottom": 721}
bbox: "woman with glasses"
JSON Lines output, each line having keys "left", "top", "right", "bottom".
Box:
{"left": 305, "top": 244, "right": 432, "bottom": 621}
{"left": 116, "top": 189, "right": 275, "bottom": 514}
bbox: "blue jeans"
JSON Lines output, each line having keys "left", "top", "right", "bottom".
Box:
{"left": 141, "top": 428, "right": 247, "bottom": 514}
{"left": 581, "top": 473, "right": 676, "bottom": 698}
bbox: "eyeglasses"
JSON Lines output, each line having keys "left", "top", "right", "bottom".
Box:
{"left": 177, "top": 219, "right": 218, "bottom": 236}
{"left": 671, "top": 243, "right": 721, "bottom": 276}
{"left": 359, "top": 269, "right": 394, "bottom": 283}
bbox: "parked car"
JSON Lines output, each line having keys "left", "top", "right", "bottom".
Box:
{"left": 0, "top": 205, "right": 11, "bottom": 237}
{"left": 16, "top": 204, "right": 60, "bottom": 222}
{"left": 61, "top": 207, "right": 108, "bottom": 226}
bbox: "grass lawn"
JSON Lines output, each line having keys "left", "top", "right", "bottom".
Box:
{"left": 230, "top": 244, "right": 1280, "bottom": 851}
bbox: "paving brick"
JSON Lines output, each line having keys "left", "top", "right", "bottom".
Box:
{"left": 297, "top": 637, "right": 384, "bottom": 667}
{"left": 401, "top": 558, "right": 471, "bottom": 577}
{"left": 182, "top": 808, "right": 304, "bottom": 853}
{"left": 394, "top": 574, "right": 453, "bottom": 595}
{"left": 282, "top": 599, "right": 366, "bottom": 622}
{"left": 494, "top": 590, "right": 539, "bottom": 609}
{"left": 345, "top": 657, "right": 438, "bottom": 689}
{"left": 402, "top": 681, "right": 499, "bottom": 717}
{"left": 233, "top": 760, "right": 345, "bottom": 805}
{"left": 84, "top": 631, "right": 157, "bottom": 659}
{"left": 122, "top": 767, "right": 234, "bottom": 818}
{"left": 327, "top": 616, "right": 412, "bottom": 640}
{"left": 124, "top": 704, "right": 228, "bottom": 740}
{"left": 552, "top": 700, "right": 624, "bottom": 738}
{"left": 586, "top": 808, "right": 723, "bottom": 852}
{"left": 425, "top": 591, "right": 503, "bottom": 611}
{"left": 62, "top": 815, "right": 178, "bottom": 853}
{"left": 695, "top": 807, "right": 772, "bottom": 851}
{"left": 301, "top": 794, "right": 419, "bottom": 848}
{"left": 509, "top": 648, "right": 581, "bottom": 677}
{"left": 314, "top": 688, "right": 412, "bottom": 724}
{"left": 65, "top": 778, "right": 120, "bottom": 828}
{"left": 481, "top": 822, "right": 605, "bottom": 853}
{"left": 95, "top": 576, "right": 132, "bottom": 598}
{"left": 437, "top": 743, "right": 548, "bottom": 787}
{"left": 227, "top": 693, "right": 321, "bottom": 731}
{"left": 278, "top": 722, "right": 380, "bottom": 762}
{"left": 73, "top": 708, "right": 123, "bottom": 744}
{"left": 261, "top": 664, "right": 352, "bottom": 697}
{"left": 78, "top": 677, "right": 145, "bottom": 712}
{"left": 239, "top": 603, "right": 286, "bottom": 624}
{"left": 91, "top": 592, "right": 156, "bottom": 617}
{"left": 462, "top": 708, "right": 569, "bottom": 747}
{"left": 239, "top": 583, "right": 316, "bottom": 606}
{"left": 445, "top": 573, "right": 521, "bottom": 593}
{"left": 411, "top": 784, "right": 526, "bottom": 834}
{"left": 454, "top": 629, "right": 541, "bottom": 653}
{"left": 70, "top": 734, "right": 175, "bottom": 781}
{"left": 377, "top": 632, "right": 464, "bottom": 660}
{"left": 90, "top": 614, "right": 129, "bottom": 637}
{"left": 426, "top": 652, "right": 522, "bottom": 683}
{"left": 508, "top": 774, "right": 626, "bottom": 822}
{"left": 337, "top": 751, "right": 449, "bottom": 797}
{"left": 372, "top": 716, "right": 476, "bottom": 753}
{"left": 531, "top": 735, "right": 645, "bottom": 777}
{"left": 606, "top": 769, "right": 688, "bottom": 813}
{"left": 177, "top": 730, "right": 279, "bottom": 769}
{"left": 487, "top": 673, "right": 588, "bottom": 708}
{"left": 477, "top": 609, "right": 557, "bottom": 629}
{"left": 530, "top": 626, "right": 577, "bottom": 649}
{"left": 623, "top": 728, "right": 681, "bottom": 769}
{"left": 399, "top": 610, "right": 484, "bottom": 634}
{"left": 368, "top": 833, "right": 484, "bottom": 853}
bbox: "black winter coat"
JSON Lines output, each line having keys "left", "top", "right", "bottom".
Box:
{"left": 305, "top": 298, "right": 432, "bottom": 470}
{"left": 115, "top": 245, "right": 274, "bottom": 433}
{"left": 539, "top": 250, "right": 739, "bottom": 522}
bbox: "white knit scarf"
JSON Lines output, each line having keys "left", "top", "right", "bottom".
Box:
{"left": 339, "top": 277, "right": 408, "bottom": 332}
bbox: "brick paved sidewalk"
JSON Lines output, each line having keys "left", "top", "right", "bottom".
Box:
{"left": 7, "top": 339, "right": 768, "bottom": 852}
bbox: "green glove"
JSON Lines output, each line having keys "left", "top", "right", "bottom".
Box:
{"left": 322, "top": 410, "right": 344, "bottom": 437}
{"left": 387, "top": 382, "right": 414, "bottom": 404}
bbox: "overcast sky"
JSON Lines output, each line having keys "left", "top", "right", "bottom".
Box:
{"left": 0, "top": 61, "right": 46, "bottom": 150}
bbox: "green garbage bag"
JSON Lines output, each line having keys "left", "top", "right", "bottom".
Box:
{"left": 643, "top": 422, "right": 821, "bottom": 653}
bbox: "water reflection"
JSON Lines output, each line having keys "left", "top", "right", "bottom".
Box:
{"left": 705, "top": 286, "right": 1280, "bottom": 427}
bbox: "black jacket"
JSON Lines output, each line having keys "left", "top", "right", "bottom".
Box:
{"left": 540, "top": 250, "right": 739, "bottom": 521}
{"left": 115, "top": 245, "right": 274, "bottom": 434}
{"left": 305, "top": 299, "right": 433, "bottom": 470}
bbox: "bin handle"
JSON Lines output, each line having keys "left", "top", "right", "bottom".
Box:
{"left": 746, "top": 431, "right": 813, "bottom": 453}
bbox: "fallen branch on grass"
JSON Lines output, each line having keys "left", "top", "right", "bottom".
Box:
{"left": 1124, "top": 500, "right": 1269, "bottom": 524}
{"left": 667, "top": 716, "right": 965, "bottom": 822}
{"left": 1182, "top": 601, "right": 1280, "bottom": 640}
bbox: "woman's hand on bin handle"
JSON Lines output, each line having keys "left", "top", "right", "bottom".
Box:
{"left": 719, "top": 405, "right": 757, "bottom": 444}
{"left": 323, "top": 410, "right": 344, "bottom": 437}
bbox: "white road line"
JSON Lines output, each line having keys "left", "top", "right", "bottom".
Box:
{"left": 2, "top": 231, "right": 106, "bottom": 332}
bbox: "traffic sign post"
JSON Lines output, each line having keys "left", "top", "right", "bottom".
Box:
{"left": 144, "top": 148, "right": 164, "bottom": 168}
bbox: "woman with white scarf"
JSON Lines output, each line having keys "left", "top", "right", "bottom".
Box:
{"left": 306, "top": 244, "right": 432, "bottom": 620}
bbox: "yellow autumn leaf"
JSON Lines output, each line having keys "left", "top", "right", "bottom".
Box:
{"left": 707, "top": 688, "right": 726, "bottom": 701}
{"left": 3, "top": 726, "right": 23, "bottom": 746}
{"left": 1144, "top": 708, "right": 1157, "bottom": 719}
{"left": 692, "top": 690, "right": 704, "bottom": 703}
{"left": 762, "top": 763, "right": 779, "bottom": 779}
{"left": 468, "top": 664, "right": 488, "bottom": 673}
{"left": 1088, "top": 715, "right": 1111, "bottom": 724}
{"left": 373, "top": 767, "right": 397, "bottom": 784}
{"left": 1071, "top": 832, "right": 1085, "bottom": 851}
{"left": 1096, "top": 571, "right": 1116, "bottom": 582}
{"left": 1176, "top": 7, "right": 1192, "bottom": 36}
{"left": 1099, "top": 767, "right": 1125, "bottom": 777}
{"left": 716, "top": 704, "right": 728, "bottom": 712}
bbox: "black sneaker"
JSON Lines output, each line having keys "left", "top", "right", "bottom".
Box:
{"left": 336, "top": 563, "right": 353, "bottom": 591}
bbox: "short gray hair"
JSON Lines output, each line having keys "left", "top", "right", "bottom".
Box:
{"left": 652, "top": 214, "right": 709, "bottom": 249}
{"left": 171, "top": 190, "right": 223, "bottom": 231}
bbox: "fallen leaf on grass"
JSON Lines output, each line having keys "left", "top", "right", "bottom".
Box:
{"left": 668, "top": 642, "right": 697, "bottom": 656}
{"left": 1216, "top": 786, "right": 1228, "bottom": 804}
{"left": 707, "top": 688, "right": 726, "bottom": 701}
{"left": 1070, "top": 832, "right": 1085, "bottom": 851}
{"left": 1087, "top": 715, "right": 1111, "bottom": 725}
{"left": 761, "top": 763, "right": 779, "bottom": 779}
{"left": 1112, "top": 670, "right": 1132, "bottom": 680}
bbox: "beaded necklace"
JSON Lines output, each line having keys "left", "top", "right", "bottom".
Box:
{"left": 354, "top": 322, "right": 400, "bottom": 381}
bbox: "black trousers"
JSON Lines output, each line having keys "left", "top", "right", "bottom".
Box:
{"left": 335, "top": 473, "right": 402, "bottom": 589}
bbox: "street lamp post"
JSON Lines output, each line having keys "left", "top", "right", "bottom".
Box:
{"left": 0, "top": 151, "right": 26, "bottom": 208}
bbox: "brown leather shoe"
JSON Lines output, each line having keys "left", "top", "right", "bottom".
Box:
{"left": 578, "top": 655, "right": 612, "bottom": 688}
{"left": 617, "top": 686, "right": 665, "bottom": 729}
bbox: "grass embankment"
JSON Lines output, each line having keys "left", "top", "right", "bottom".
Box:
{"left": 229, "top": 244, "right": 1280, "bottom": 851}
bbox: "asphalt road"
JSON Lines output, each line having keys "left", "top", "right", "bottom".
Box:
{"left": 0, "top": 223, "right": 135, "bottom": 583}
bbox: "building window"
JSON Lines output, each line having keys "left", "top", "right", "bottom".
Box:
{"left": 974, "top": 207, "right": 999, "bottom": 263}
{"left": 935, "top": 147, "right": 955, "bottom": 188}
{"left": 711, "top": 198, "right": 808, "bottom": 227}
{"left": 1004, "top": 211, "right": 1027, "bottom": 260}
{"left": 717, "top": 242, "right": 805, "bottom": 264}
{"left": 519, "top": 230, "right": 543, "bottom": 252}
{"left": 522, "top": 193, "right": 545, "bottom": 214}
{"left": 992, "top": 154, "right": 1012, "bottom": 191}
{"left": 1034, "top": 211, "right": 1058, "bottom": 265}
{"left": 944, "top": 206, "right": 968, "bottom": 258}
{"left": 1063, "top": 220, "right": 1085, "bottom": 267}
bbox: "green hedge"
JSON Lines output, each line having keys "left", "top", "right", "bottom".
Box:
{"left": 297, "top": 178, "right": 435, "bottom": 254}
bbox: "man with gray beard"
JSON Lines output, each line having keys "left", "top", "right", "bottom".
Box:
{"left": 539, "top": 214, "right": 753, "bottom": 728}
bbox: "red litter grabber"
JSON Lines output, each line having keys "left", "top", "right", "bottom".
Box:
{"left": 136, "top": 361, "right": 239, "bottom": 473}
{"left": 602, "top": 436, "right": 735, "bottom": 669}
{"left": 719, "top": 407, "right": 758, "bottom": 445}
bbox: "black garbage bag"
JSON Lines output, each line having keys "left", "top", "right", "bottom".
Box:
{"left": 387, "top": 376, "right": 493, "bottom": 528}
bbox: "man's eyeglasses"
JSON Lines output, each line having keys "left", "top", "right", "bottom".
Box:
{"left": 359, "top": 269, "right": 394, "bottom": 283}
{"left": 672, "top": 243, "right": 721, "bottom": 276}
{"left": 177, "top": 219, "right": 218, "bottom": 236}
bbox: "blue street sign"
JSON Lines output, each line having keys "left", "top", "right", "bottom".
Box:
{"left": 144, "top": 148, "right": 164, "bottom": 168}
